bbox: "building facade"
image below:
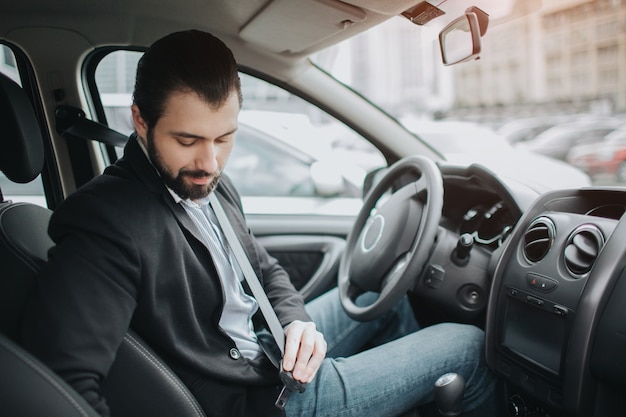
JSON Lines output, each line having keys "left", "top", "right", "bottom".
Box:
{"left": 453, "top": 0, "right": 626, "bottom": 117}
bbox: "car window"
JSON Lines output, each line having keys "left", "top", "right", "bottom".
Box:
{"left": 313, "top": 13, "right": 626, "bottom": 188}
{"left": 93, "top": 50, "right": 385, "bottom": 215}
{"left": 0, "top": 44, "right": 46, "bottom": 207}
{"left": 229, "top": 123, "right": 316, "bottom": 197}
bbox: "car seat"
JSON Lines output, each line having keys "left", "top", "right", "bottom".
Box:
{"left": 0, "top": 72, "right": 205, "bottom": 417}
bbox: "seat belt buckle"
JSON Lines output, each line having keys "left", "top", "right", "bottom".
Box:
{"left": 275, "top": 362, "right": 306, "bottom": 410}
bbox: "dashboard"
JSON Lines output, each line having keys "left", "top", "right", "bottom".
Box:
{"left": 408, "top": 162, "right": 626, "bottom": 416}
{"left": 485, "top": 187, "right": 626, "bottom": 417}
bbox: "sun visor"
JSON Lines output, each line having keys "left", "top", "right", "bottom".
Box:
{"left": 240, "top": 0, "right": 367, "bottom": 54}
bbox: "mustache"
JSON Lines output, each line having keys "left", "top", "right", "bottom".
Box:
{"left": 181, "top": 169, "right": 215, "bottom": 179}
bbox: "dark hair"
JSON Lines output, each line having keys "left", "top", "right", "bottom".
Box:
{"left": 133, "top": 30, "right": 242, "bottom": 129}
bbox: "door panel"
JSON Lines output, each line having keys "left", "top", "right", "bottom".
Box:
{"left": 248, "top": 214, "right": 354, "bottom": 302}
{"left": 257, "top": 235, "right": 345, "bottom": 302}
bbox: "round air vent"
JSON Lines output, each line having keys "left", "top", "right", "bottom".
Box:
{"left": 523, "top": 217, "right": 555, "bottom": 263}
{"left": 564, "top": 225, "right": 604, "bottom": 277}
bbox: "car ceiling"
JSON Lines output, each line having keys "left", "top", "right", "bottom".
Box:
{"left": 0, "top": 0, "right": 536, "bottom": 61}
{"left": 0, "top": 0, "right": 401, "bottom": 55}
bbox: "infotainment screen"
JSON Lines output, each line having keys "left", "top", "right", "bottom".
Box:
{"left": 502, "top": 296, "right": 567, "bottom": 375}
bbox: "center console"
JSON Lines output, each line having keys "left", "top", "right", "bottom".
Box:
{"left": 485, "top": 189, "right": 626, "bottom": 417}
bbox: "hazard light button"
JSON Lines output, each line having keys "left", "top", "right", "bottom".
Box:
{"left": 526, "top": 273, "right": 558, "bottom": 292}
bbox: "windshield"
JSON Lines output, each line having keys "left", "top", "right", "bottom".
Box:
{"left": 313, "top": 3, "right": 626, "bottom": 186}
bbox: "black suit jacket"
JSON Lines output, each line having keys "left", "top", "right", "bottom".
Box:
{"left": 23, "top": 137, "right": 311, "bottom": 417}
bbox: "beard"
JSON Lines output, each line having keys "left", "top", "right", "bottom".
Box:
{"left": 145, "top": 130, "right": 221, "bottom": 201}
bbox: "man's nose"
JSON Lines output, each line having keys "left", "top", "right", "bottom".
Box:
{"left": 195, "top": 141, "right": 219, "bottom": 173}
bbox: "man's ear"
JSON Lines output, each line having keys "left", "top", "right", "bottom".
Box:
{"left": 131, "top": 104, "right": 148, "bottom": 141}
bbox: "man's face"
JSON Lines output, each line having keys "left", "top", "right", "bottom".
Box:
{"left": 132, "top": 90, "right": 239, "bottom": 201}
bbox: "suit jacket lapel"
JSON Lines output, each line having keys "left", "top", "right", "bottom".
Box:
{"left": 117, "top": 136, "right": 208, "bottom": 246}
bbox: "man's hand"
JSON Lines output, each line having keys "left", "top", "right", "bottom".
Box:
{"left": 282, "top": 320, "right": 327, "bottom": 383}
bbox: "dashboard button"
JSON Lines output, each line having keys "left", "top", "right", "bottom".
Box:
{"left": 526, "top": 295, "right": 544, "bottom": 307}
{"left": 526, "top": 273, "right": 557, "bottom": 292}
{"left": 553, "top": 305, "right": 568, "bottom": 316}
{"left": 424, "top": 264, "right": 445, "bottom": 289}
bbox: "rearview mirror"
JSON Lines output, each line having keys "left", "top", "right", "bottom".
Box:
{"left": 438, "top": 10, "right": 484, "bottom": 66}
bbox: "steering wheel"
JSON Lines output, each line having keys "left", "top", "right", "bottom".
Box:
{"left": 338, "top": 155, "right": 443, "bottom": 321}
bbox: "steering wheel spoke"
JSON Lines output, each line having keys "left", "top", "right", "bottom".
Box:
{"left": 339, "top": 156, "right": 443, "bottom": 321}
{"left": 391, "top": 180, "right": 420, "bottom": 203}
{"left": 379, "top": 253, "right": 410, "bottom": 289}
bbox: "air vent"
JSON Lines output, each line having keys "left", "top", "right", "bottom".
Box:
{"left": 564, "top": 225, "right": 604, "bottom": 277}
{"left": 523, "top": 217, "right": 555, "bottom": 263}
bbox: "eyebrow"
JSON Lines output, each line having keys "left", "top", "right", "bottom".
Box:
{"left": 169, "top": 128, "right": 238, "bottom": 141}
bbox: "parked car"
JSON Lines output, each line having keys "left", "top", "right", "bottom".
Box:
{"left": 516, "top": 118, "right": 625, "bottom": 161}
{"left": 2, "top": 1, "right": 626, "bottom": 417}
{"left": 400, "top": 118, "right": 590, "bottom": 193}
{"left": 229, "top": 113, "right": 371, "bottom": 215}
{"left": 566, "top": 126, "right": 626, "bottom": 183}
{"left": 496, "top": 115, "right": 572, "bottom": 145}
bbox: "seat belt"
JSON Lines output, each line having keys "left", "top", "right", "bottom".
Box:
{"left": 208, "top": 193, "right": 307, "bottom": 409}
{"left": 208, "top": 193, "right": 286, "bottom": 357}
{"left": 209, "top": 193, "right": 306, "bottom": 409}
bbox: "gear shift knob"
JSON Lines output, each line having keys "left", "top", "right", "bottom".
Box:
{"left": 434, "top": 373, "right": 465, "bottom": 416}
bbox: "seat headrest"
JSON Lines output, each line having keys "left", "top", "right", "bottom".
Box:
{"left": 0, "top": 73, "right": 44, "bottom": 184}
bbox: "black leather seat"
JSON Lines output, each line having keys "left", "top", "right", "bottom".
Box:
{"left": 0, "top": 72, "right": 205, "bottom": 417}
{"left": 0, "top": 332, "right": 102, "bottom": 417}
{"left": 0, "top": 72, "right": 53, "bottom": 342}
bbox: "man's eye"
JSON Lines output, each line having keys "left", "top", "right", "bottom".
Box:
{"left": 217, "top": 134, "right": 235, "bottom": 144}
{"left": 177, "top": 138, "right": 196, "bottom": 147}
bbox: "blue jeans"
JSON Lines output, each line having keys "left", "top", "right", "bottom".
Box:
{"left": 285, "top": 289, "right": 495, "bottom": 417}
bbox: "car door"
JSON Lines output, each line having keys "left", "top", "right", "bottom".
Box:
{"left": 90, "top": 50, "right": 386, "bottom": 301}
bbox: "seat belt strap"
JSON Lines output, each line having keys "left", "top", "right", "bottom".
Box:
{"left": 209, "top": 193, "right": 309, "bottom": 410}
{"left": 208, "top": 193, "right": 286, "bottom": 357}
